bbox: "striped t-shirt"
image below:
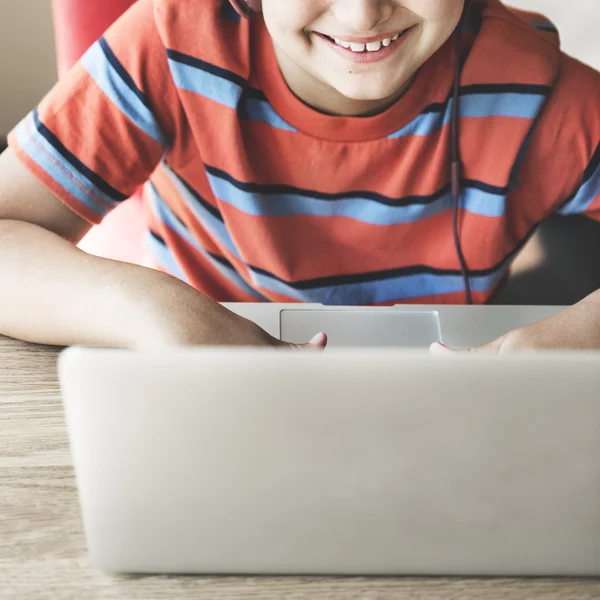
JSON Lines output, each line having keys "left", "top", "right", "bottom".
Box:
{"left": 9, "top": 0, "right": 600, "bottom": 305}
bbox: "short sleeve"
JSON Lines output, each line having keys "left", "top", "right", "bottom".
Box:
{"left": 7, "top": 0, "right": 180, "bottom": 224}
{"left": 516, "top": 53, "right": 600, "bottom": 224}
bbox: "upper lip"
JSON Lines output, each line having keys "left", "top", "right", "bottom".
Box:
{"left": 318, "top": 28, "right": 411, "bottom": 44}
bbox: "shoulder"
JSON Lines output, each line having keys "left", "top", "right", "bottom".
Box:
{"left": 518, "top": 53, "right": 600, "bottom": 214}
{"left": 536, "top": 53, "right": 600, "bottom": 182}
{"left": 465, "top": 0, "right": 562, "bottom": 86}
{"left": 464, "top": 1, "right": 600, "bottom": 212}
{"left": 548, "top": 53, "right": 600, "bottom": 117}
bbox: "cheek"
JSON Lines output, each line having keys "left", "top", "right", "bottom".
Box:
{"left": 265, "top": 2, "right": 320, "bottom": 34}
{"left": 403, "top": 0, "right": 464, "bottom": 25}
{"left": 412, "top": 0, "right": 464, "bottom": 52}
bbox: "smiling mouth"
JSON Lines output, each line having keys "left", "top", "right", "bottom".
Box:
{"left": 319, "top": 27, "right": 414, "bottom": 53}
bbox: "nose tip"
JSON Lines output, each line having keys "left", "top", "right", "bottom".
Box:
{"left": 332, "top": 0, "right": 393, "bottom": 34}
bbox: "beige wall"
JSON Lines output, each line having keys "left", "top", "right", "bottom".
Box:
{"left": 0, "top": 1, "right": 598, "bottom": 136}
{"left": 0, "top": 0, "right": 57, "bottom": 135}
{"left": 508, "top": 0, "right": 600, "bottom": 71}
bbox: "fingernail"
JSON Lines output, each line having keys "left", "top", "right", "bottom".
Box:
{"left": 310, "top": 332, "right": 326, "bottom": 345}
{"left": 430, "top": 342, "right": 450, "bottom": 353}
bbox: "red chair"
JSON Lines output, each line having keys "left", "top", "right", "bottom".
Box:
{"left": 52, "top": 0, "right": 146, "bottom": 264}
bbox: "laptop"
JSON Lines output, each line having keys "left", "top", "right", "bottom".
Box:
{"left": 58, "top": 303, "right": 600, "bottom": 576}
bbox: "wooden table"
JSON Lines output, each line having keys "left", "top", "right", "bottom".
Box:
{"left": 2, "top": 335, "right": 600, "bottom": 599}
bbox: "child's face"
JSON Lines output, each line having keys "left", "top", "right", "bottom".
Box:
{"left": 262, "top": 0, "right": 465, "bottom": 116}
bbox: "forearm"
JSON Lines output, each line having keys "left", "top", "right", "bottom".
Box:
{"left": 0, "top": 219, "right": 210, "bottom": 348}
{"left": 479, "top": 289, "right": 600, "bottom": 352}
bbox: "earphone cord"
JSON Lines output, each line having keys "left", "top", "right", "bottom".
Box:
{"left": 450, "top": 11, "right": 473, "bottom": 305}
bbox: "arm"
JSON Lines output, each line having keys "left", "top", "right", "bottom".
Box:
{"left": 0, "top": 148, "right": 325, "bottom": 349}
{"left": 431, "top": 292, "right": 600, "bottom": 354}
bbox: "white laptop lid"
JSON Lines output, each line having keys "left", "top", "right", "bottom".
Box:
{"left": 59, "top": 345, "right": 600, "bottom": 576}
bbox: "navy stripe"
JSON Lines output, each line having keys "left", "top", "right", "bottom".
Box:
{"left": 243, "top": 88, "right": 269, "bottom": 102}
{"left": 145, "top": 231, "right": 190, "bottom": 283}
{"left": 207, "top": 250, "right": 236, "bottom": 270}
{"left": 99, "top": 37, "right": 150, "bottom": 109}
{"left": 32, "top": 109, "right": 127, "bottom": 202}
{"left": 149, "top": 229, "right": 167, "bottom": 246}
{"left": 557, "top": 141, "right": 600, "bottom": 214}
{"left": 166, "top": 49, "right": 247, "bottom": 87}
{"left": 529, "top": 21, "right": 559, "bottom": 34}
{"left": 16, "top": 113, "right": 114, "bottom": 215}
{"left": 583, "top": 141, "right": 600, "bottom": 183}
{"left": 503, "top": 86, "right": 551, "bottom": 190}
{"left": 463, "top": 178, "right": 508, "bottom": 196}
{"left": 508, "top": 121, "right": 538, "bottom": 190}
{"left": 205, "top": 164, "right": 508, "bottom": 209}
{"left": 177, "top": 175, "right": 224, "bottom": 221}
{"left": 458, "top": 83, "right": 551, "bottom": 97}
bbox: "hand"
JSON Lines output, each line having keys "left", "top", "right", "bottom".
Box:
{"left": 430, "top": 297, "right": 600, "bottom": 354}
{"left": 130, "top": 273, "right": 327, "bottom": 350}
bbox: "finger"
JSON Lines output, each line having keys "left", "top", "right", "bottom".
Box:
{"left": 289, "top": 332, "right": 328, "bottom": 350}
{"left": 430, "top": 342, "right": 468, "bottom": 354}
{"left": 430, "top": 332, "right": 510, "bottom": 355}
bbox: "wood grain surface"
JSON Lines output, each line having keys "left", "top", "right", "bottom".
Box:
{"left": 1, "top": 335, "right": 599, "bottom": 599}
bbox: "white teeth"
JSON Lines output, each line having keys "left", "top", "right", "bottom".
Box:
{"left": 331, "top": 30, "right": 406, "bottom": 52}
{"left": 334, "top": 38, "right": 351, "bottom": 48}
{"left": 350, "top": 42, "right": 366, "bottom": 52}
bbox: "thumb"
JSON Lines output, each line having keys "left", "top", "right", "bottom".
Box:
{"left": 289, "top": 332, "right": 328, "bottom": 350}
{"left": 430, "top": 332, "right": 509, "bottom": 354}
{"left": 430, "top": 342, "right": 470, "bottom": 354}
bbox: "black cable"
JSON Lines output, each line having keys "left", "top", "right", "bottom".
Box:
{"left": 450, "top": 3, "right": 473, "bottom": 305}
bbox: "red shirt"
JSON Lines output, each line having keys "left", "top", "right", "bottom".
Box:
{"left": 9, "top": 0, "right": 600, "bottom": 304}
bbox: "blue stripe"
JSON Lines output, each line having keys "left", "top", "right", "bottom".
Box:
{"left": 99, "top": 38, "right": 150, "bottom": 108}
{"left": 15, "top": 114, "right": 114, "bottom": 217}
{"left": 461, "top": 92, "right": 547, "bottom": 118}
{"left": 388, "top": 92, "right": 546, "bottom": 139}
{"left": 33, "top": 109, "right": 127, "bottom": 202}
{"left": 144, "top": 231, "right": 190, "bottom": 283}
{"left": 145, "top": 181, "right": 267, "bottom": 300}
{"left": 146, "top": 182, "right": 202, "bottom": 251}
{"left": 558, "top": 152, "right": 600, "bottom": 215}
{"left": 388, "top": 106, "right": 451, "bottom": 139}
{"left": 166, "top": 50, "right": 247, "bottom": 86}
{"left": 168, "top": 53, "right": 296, "bottom": 131}
{"left": 161, "top": 166, "right": 244, "bottom": 259}
{"left": 167, "top": 56, "right": 242, "bottom": 109}
{"left": 239, "top": 95, "right": 298, "bottom": 131}
{"left": 83, "top": 40, "right": 167, "bottom": 146}
{"left": 249, "top": 265, "right": 507, "bottom": 304}
{"left": 206, "top": 168, "right": 507, "bottom": 223}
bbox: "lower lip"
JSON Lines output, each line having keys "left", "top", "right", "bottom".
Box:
{"left": 315, "top": 27, "right": 416, "bottom": 64}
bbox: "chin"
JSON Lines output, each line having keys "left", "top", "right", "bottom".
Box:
{"left": 330, "top": 77, "right": 408, "bottom": 105}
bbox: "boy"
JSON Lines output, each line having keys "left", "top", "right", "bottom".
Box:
{"left": 0, "top": 0, "right": 599, "bottom": 352}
